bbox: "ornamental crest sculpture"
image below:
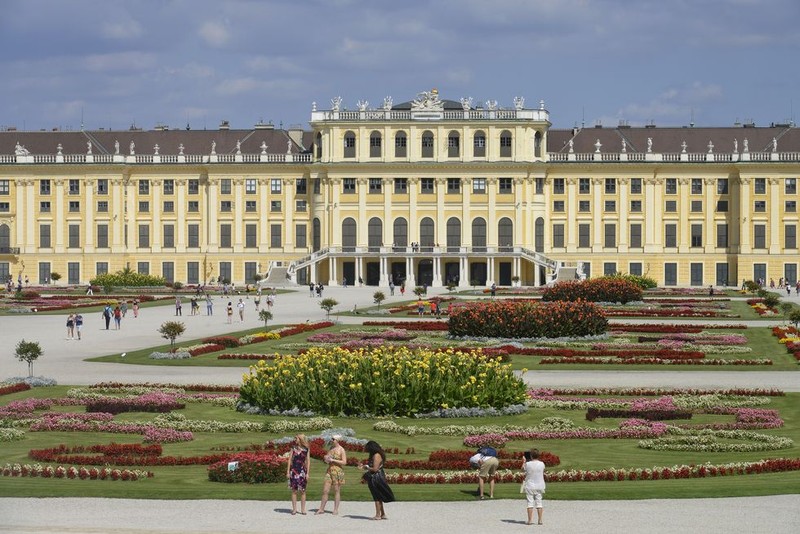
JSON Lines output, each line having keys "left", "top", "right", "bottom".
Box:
{"left": 357, "top": 100, "right": 369, "bottom": 112}
{"left": 460, "top": 97, "right": 473, "bottom": 111}
{"left": 485, "top": 100, "right": 498, "bottom": 111}
{"left": 382, "top": 96, "right": 393, "bottom": 110}
{"left": 411, "top": 89, "right": 443, "bottom": 111}
{"left": 513, "top": 96, "right": 525, "bottom": 110}
{"left": 331, "top": 96, "right": 343, "bottom": 112}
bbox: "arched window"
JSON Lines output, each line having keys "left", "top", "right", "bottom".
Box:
{"left": 393, "top": 217, "right": 408, "bottom": 249}
{"left": 421, "top": 131, "right": 434, "bottom": 158}
{"left": 0, "top": 223, "right": 10, "bottom": 251}
{"left": 342, "top": 218, "right": 357, "bottom": 251}
{"left": 446, "top": 217, "right": 461, "bottom": 252}
{"left": 395, "top": 131, "right": 407, "bottom": 158}
{"left": 498, "top": 217, "right": 513, "bottom": 251}
{"left": 500, "top": 130, "right": 512, "bottom": 157}
{"left": 315, "top": 132, "right": 322, "bottom": 160}
{"left": 420, "top": 217, "right": 435, "bottom": 250}
{"left": 472, "top": 217, "right": 487, "bottom": 252}
{"left": 447, "top": 130, "right": 460, "bottom": 158}
{"left": 473, "top": 130, "right": 486, "bottom": 157}
{"left": 535, "top": 217, "right": 544, "bottom": 253}
{"left": 312, "top": 218, "right": 321, "bottom": 252}
{"left": 534, "top": 131, "right": 542, "bottom": 158}
{"left": 368, "top": 217, "right": 383, "bottom": 251}
{"left": 369, "top": 131, "right": 382, "bottom": 158}
{"left": 343, "top": 131, "right": 356, "bottom": 158}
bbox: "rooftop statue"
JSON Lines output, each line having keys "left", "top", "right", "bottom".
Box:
{"left": 743, "top": 138, "right": 749, "bottom": 153}
{"left": 411, "top": 89, "right": 443, "bottom": 111}
{"left": 178, "top": 143, "right": 184, "bottom": 155}
{"left": 460, "top": 97, "right": 473, "bottom": 111}
{"left": 287, "top": 140, "right": 292, "bottom": 154}
{"left": 260, "top": 141, "right": 268, "bottom": 154}
{"left": 331, "top": 96, "right": 343, "bottom": 112}
{"left": 211, "top": 140, "right": 216, "bottom": 155}
{"left": 236, "top": 140, "right": 242, "bottom": 155}
{"left": 647, "top": 137, "right": 653, "bottom": 153}
{"left": 129, "top": 141, "right": 135, "bottom": 155}
{"left": 86, "top": 141, "right": 92, "bottom": 155}
{"left": 154, "top": 144, "right": 160, "bottom": 155}
{"left": 621, "top": 139, "right": 627, "bottom": 153}
{"left": 681, "top": 140, "right": 687, "bottom": 153}
{"left": 382, "top": 96, "right": 393, "bottom": 111}
{"left": 485, "top": 100, "right": 498, "bottom": 111}
{"left": 14, "top": 143, "right": 30, "bottom": 156}
{"left": 114, "top": 140, "right": 120, "bottom": 155}
{"left": 733, "top": 138, "right": 738, "bottom": 153}
{"left": 772, "top": 138, "right": 778, "bottom": 152}
{"left": 513, "top": 96, "right": 525, "bottom": 110}
{"left": 357, "top": 100, "right": 369, "bottom": 111}
{"left": 707, "top": 140, "right": 714, "bottom": 153}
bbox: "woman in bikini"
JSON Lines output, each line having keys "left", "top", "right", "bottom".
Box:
{"left": 315, "top": 434, "right": 347, "bottom": 515}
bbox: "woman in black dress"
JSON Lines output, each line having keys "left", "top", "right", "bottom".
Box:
{"left": 361, "top": 440, "right": 395, "bottom": 520}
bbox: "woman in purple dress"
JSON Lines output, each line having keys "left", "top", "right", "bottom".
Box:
{"left": 286, "top": 434, "right": 310, "bottom": 515}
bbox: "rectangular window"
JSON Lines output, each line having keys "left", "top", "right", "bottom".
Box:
{"left": 630, "top": 178, "right": 642, "bottom": 194}
{"left": 96, "top": 262, "right": 108, "bottom": 275}
{"left": 578, "top": 224, "right": 590, "bottom": 248}
{"left": 69, "top": 201, "right": 80, "bottom": 212}
{"left": 38, "top": 262, "right": 50, "bottom": 284}
{"left": 39, "top": 224, "right": 50, "bottom": 248}
{"left": 786, "top": 224, "right": 797, "bottom": 249}
{"left": 245, "top": 200, "right": 257, "bottom": 212}
{"left": 498, "top": 178, "right": 513, "bottom": 194}
{"left": 188, "top": 224, "right": 199, "bottom": 247}
{"left": 603, "top": 262, "right": 617, "bottom": 276}
{"left": 690, "top": 263, "right": 703, "bottom": 286}
{"left": 187, "top": 262, "right": 199, "bottom": 284}
{"left": 717, "top": 223, "right": 728, "bottom": 248}
{"left": 220, "top": 179, "right": 232, "bottom": 195}
{"left": 68, "top": 262, "right": 80, "bottom": 285}
{"left": 245, "top": 224, "right": 257, "bottom": 247}
{"left": 220, "top": 200, "right": 232, "bottom": 212}
{"left": 394, "top": 178, "right": 408, "bottom": 194}
{"left": 630, "top": 200, "right": 642, "bottom": 212}
{"left": 68, "top": 179, "right": 80, "bottom": 195}
{"left": 753, "top": 224, "right": 766, "bottom": 248}
{"left": 219, "top": 262, "right": 232, "bottom": 283}
{"left": 579, "top": 178, "right": 590, "bottom": 194}
{"left": 604, "top": 223, "right": 616, "bottom": 248}
{"left": 447, "top": 178, "right": 460, "bottom": 194}
{"left": 97, "top": 224, "right": 108, "bottom": 248}
{"left": 296, "top": 200, "right": 307, "bottom": 212}
{"left": 163, "top": 200, "right": 174, "bottom": 212}
{"left": 270, "top": 224, "right": 282, "bottom": 248}
{"left": 96, "top": 179, "right": 108, "bottom": 195}
{"left": 717, "top": 179, "right": 729, "bottom": 195}
{"left": 163, "top": 179, "right": 174, "bottom": 194}
{"left": 162, "top": 262, "right": 174, "bottom": 284}
{"left": 296, "top": 178, "right": 307, "bottom": 195}
{"left": 138, "top": 201, "right": 149, "bottom": 213}
{"left": 220, "top": 224, "right": 232, "bottom": 248}
{"left": 553, "top": 178, "right": 565, "bottom": 194}
{"left": 716, "top": 200, "right": 728, "bottom": 212}
{"left": 313, "top": 178, "right": 321, "bottom": 194}
{"left": 369, "top": 178, "right": 382, "bottom": 194}
{"left": 754, "top": 178, "right": 766, "bottom": 194}
{"left": 535, "top": 178, "right": 544, "bottom": 194}
{"left": 472, "top": 178, "right": 486, "bottom": 194}
{"left": 604, "top": 178, "right": 616, "bottom": 194}
{"left": 137, "top": 261, "right": 149, "bottom": 275}
{"left": 244, "top": 262, "right": 258, "bottom": 284}
{"left": 271, "top": 178, "right": 282, "bottom": 194}
{"left": 786, "top": 200, "right": 797, "bottom": 213}
{"left": 665, "top": 224, "right": 677, "bottom": 248}
{"left": 579, "top": 200, "right": 590, "bottom": 212}
{"left": 629, "top": 262, "right": 643, "bottom": 276}
{"left": 188, "top": 179, "right": 199, "bottom": 194}
{"left": 665, "top": 178, "right": 677, "bottom": 195}
{"left": 138, "top": 224, "right": 150, "bottom": 248}
{"left": 604, "top": 200, "right": 616, "bottom": 212}
{"left": 163, "top": 224, "right": 174, "bottom": 248}
{"left": 691, "top": 178, "right": 702, "bottom": 195}
{"left": 420, "top": 178, "right": 434, "bottom": 194}
{"left": 343, "top": 178, "right": 356, "bottom": 193}
{"left": 552, "top": 224, "right": 565, "bottom": 248}
{"left": 188, "top": 201, "right": 199, "bottom": 212}
{"left": 786, "top": 178, "right": 797, "bottom": 195}
{"left": 68, "top": 224, "right": 80, "bottom": 248}
{"left": 754, "top": 200, "right": 766, "bottom": 212}
{"left": 691, "top": 200, "right": 703, "bottom": 212}
{"left": 270, "top": 200, "right": 282, "bottom": 212}
{"left": 245, "top": 179, "right": 257, "bottom": 194}
{"left": 138, "top": 180, "right": 149, "bottom": 195}
{"left": 296, "top": 223, "right": 307, "bottom": 248}
{"left": 553, "top": 200, "right": 565, "bottom": 212}
{"left": 690, "top": 224, "right": 703, "bottom": 247}
{"left": 97, "top": 201, "right": 108, "bottom": 212}
{"left": 40, "top": 179, "right": 51, "bottom": 195}
{"left": 0, "top": 202, "right": 8, "bottom": 212}
{"left": 630, "top": 224, "right": 642, "bottom": 248}
{"left": 664, "top": 263, "right": 678, "bottom": 286}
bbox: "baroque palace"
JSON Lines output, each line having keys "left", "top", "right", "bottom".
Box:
{"left": 1, "top": 89, "right": 799, "bottom": 289}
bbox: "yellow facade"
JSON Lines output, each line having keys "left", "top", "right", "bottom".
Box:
{"left": 0, "top": 91, "right": 798, "bottom": 288}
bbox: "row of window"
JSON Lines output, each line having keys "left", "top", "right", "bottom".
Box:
{"left": 552, "top": 199, "right": 799, "bottom": 213}
{"left": 21, "top": 178, "right": 308, "bottom": 197}
{"left": 33, "top": 199, "right": 309, "bottom": 214}
{"left": 341, "top": 177, "right": 515, "bottom": 195}
{"left": 551, "top": 223, "right": 798, "bottom": 249}
{"left": 550, "top": 177, "right": 799, "bottom": 195}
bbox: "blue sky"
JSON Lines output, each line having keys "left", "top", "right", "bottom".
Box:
{"left": 1, "top": 0, "right": 798, "bottom": 132}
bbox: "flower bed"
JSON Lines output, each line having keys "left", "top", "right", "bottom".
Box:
{"left": 772, "top": 326, "right": 800, "bottom": 362}
{"left": 218, "top": 353, "right": 280, "bottom": 360}
{"left": 610, "top": 324, "right": 746, "bottom": 333}
{"left": 539, "top": 357, "right": 772, "bottom": 365}
{"left": 362, "top": 321, "right": 449, "bottom": 331}
{"left": 0, "top": 383, "right": 31, "bottom": 396}
{"left": 207, "top": 452, "right": 286, "bottom": 483}
{"left": 542, "top": 277, "right": 643, "bottom": 304}
{"left": 89, "top": 382, "right": 239, "bottom": 393}
{"left": 84, "top": 392, "right": 186, "bottom": 415}
{"left": 1, "top": 464, "right": 153, "bottom": 481}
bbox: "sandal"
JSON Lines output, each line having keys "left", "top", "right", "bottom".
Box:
{"left": 291, "top": 511, "right": 297, "bottom": 516}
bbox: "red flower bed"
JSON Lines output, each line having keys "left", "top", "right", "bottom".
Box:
{"left": 30, "top": 443, "right": 231, "bottom": 467}
{"left": 188, "top": 344, "right": 226, "bottom": 356}
{"left": 218, "top": 353, "right": 279, "bottom": 360}
{"left": 201, "top": 336, "right": 241, "bottom": 348}
{"left": 277, "top": 321, "right": 334, "bottom": 337}
{"left": 0, "top": 383, "right": 31, "bottom": 396}
{"left": 89, "top": 382, "right": 239, "bottom": 392}
{"left": 494, "top": 345, "right": 704, "bottom": 359}
{"left": 539, "top": 357, "right": 771, "bottom": 365}
{"left": 772, "top": 326, "right": 800, "bottom": 362}
{"left": 207, "top": 452, "right": 287, "bottom": 483}
{"left": 602, "top": 309, "right": 732, "bottom": 318}
{"left": 610, "top": 324, "right": 746, "bottom": 333}
{"left": 586, "top": 408, "right": 692, "bottom": 421}
{"left": 362, "top": 321, "right": 449, "bottom": 331}
{"left": 543, "top": 278, "right": 643, "bottom": 304}
{"left": 529, "top": 387, "right": 784, "bottom": 397}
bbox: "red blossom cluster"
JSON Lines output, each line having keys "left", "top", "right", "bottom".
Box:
{"left": 496, "top": 345, "right": 704, "bottom": 359}
{"left": 539, "top": 357, "right": 771, "bottom": 365}
{"left": 0, "top": 382, "right": 31, "bottom": 396}
{"left": 610, "top": 324, "right": 746, "bottom": 333}
{"left": 29, "top": 443, "right": 230, "bottom": 467}
{"left": 188, "top": 344, "right": 225, "bottom": 356}
{"left": 362, "top": 321, "right": 449, "bottom": 331}
{"left": 207, "top": 452, "right": 287, "bottom": 483}
{"left": 542, "top": 278, "right": 643, "bottom": 304}
{"left": 217, "top": 353, "right": 279, "bottom": 360}
{"left": 772, "top": 326, "right": 800, "bottom": 362}
{"left": 89, "top": 382, "right": 239, "bottom": 392}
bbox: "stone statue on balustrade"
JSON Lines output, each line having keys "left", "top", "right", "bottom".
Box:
{"left": 14, "top": 143, "right": 30, "bottom": 156}
{"left": 86, "top": 142, "right": 92, "bottom": 155}
{"left": 114, "top": 140, "right": 120, "bottom": 155}
{"left": 129, "top": 141, "right": 135, "bottom": 155}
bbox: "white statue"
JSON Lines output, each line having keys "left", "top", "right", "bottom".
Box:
{"left": 154, "top": 144, "right": 160, "bottom": 155}
{"left": 485, "top": 100, "right": 498, "bottom": 111}
{"left": 382, "top": 96, "right": 393, "bottom": 111}
{"left": 311, "top": 101, "right": 317, "bottom": 112}
{"left": 539, "top": 100, "right": 545, "bottom": 110}
{"left": 211, "top": 140, "right": 216, "bottom": 155}
{"left": 14, "top": 143, "right": 30, "bottom": 156}
{"left": 129, "top": 141, "right": 135, "bottom": 155}
{"left": 56, "top": 143, "right": 63, "bottom": 155}
{"left": 236, "top": 140, "right": 242, "bottom": 155}
{"left": 707, "top": 140, "right": 714, "bottom": 153}
{"left": 594, "top": 139, "right": 602, "bottom": 153}
{"left": 772, "top": 137, "right": 778, "bottom": 152}
{"left": 647, "top": 137, "right": 653, "bottom": 153}
{"left": 621, "top": 139, "right": 627, "bottom": 153}
{"left": 513, "top": 96, "right": 525, "bottom": 110}
{"left": 331, "top": 96, "right": 343, "bottom": 112}
{"left": 114, "top": 140, "right": 120, "bottom": 155}
{"left": 411, "top": 89, "right": 443, "bottom": 111}
{"left": 733, "top": 138, "right": 738, "bottom": 153}
{"left": 357, "top": 100, "right": 369, "bottom": 112}
{"left": 568, "top": 139, "right": 574, "bottom": 153}
{"left": 743, "top": 138, "right": 749, "bottom": 153}
{"left": 178, "top": 143, "right": 184, "bottom": 155}
{"left": 260, "top": 141, "right": 268, "bottom": 154}
{"left": 287, "top": 140, "right": 292, "bottom": 154}
{"left": 460, "top": 97, "right": 473, "bottom": 111}
{"left": 681, "top": 140, "right": 687, "bottom": 153}
{"left": 86, "top": 141, "right": 92, "bottom": 155}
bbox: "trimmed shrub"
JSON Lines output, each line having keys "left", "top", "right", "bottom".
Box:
{"left": 606, "top": 273, "right": 658, "bottom": 290}
{"left": 448, "top": 300, "right": 607, "bottom": 339}
{"left": 207, "top": 452, "right": 286, "bottom": 483}
{"left": 542, "top": 277, "right": 643, "bottom": 304}
{"left": 90, "top": 269, "right": 166, "bottom": 288}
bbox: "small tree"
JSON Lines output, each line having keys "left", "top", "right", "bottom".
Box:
{"left": 158, "top": 321, "right": 186, "bottom": 352}
{"left": 762, "top": 293, "right": 780, "bottom": 309}
{"left": 373, "top": 290, "right": 386, "bottom": 310}
{"left": 780, "top": 302, "right": 794, "bottom": 322}
{"left": 258, "top": 309, "right": 273, "bottom": 330}
{"left": 49, "top": 272, "right": 62, "bottom": 283}
{"left": 15, "top": 339, "right": 42, "bottom": 377}
{"left": 320, "top": 298, "right": 339, "bottom": 319}
{"left": 447, "top": 283, "right": 457, "bottom": 293}
{"left": 173, "top": 281, "right": 184, "bottom": 292}
{"left": 413, "top": 286, "right": 426, "bottom": 298}
{"left": 790, "top": 309, "right": 800, "bottom": 329}
{"left": 253, "top": 273, "right": 263, "bottom": 284}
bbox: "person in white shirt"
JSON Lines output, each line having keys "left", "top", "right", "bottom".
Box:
{"left": 237, "top": 299, "right": 245, "bottom": 321}
{"left": 522, "top": 449, "right": 546, "bottom": 525}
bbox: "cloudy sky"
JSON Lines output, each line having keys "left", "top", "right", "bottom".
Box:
{"left": 1, "top": 0, "right": 798, "bottom": 132}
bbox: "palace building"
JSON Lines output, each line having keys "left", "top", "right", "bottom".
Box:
{"left": 1, "top": 89, "right": 799, "bottom": 288}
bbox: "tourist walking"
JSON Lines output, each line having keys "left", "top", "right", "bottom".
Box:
{"left": 175, "top": 296, "right": 182, "bottom": 316}
{"left": 102, "top": 304, "right": 112, "bottom": 330}
{"left": 287, "top": 434, "right": 311, "bottom": 515}
{"left": 66, "top": 314, "right": 75, "bottom": 340}
{"left": 389, "top": 281, "right": 395, "bottom": 296}
{"left": 417, "top": 299, "right": 425, "bottom": 316}
{"left": 254, "top": 293, "right": 261, "bottom": 311}
{"left": 309, "top": 282, "right": 315, "bottom": 297}
{"left": 113, "top": 306, "right": 122, "bottom": 330}
{"left": 522, "top": 449, "right": 546, "bottom": 525}
{"left": 361, "top": 440, "right": 395, "bottom": 520}
{"left": 132, "top": 300, "right": 140, "bottom": 318}
{"left": 74, "top": 313, "right": 83, "bottom": 340}
{"left": 226, "top": 302, "right": 233, "bottom": 324}
{"left": 121, "top": 301, "right": 128, "bottom": 317}
{"left": 316, "top": 435, "right": 347, "bottom": 515}
{"left": 206, "top": 294, "right": 213, "bottom": 315}
{"left": 237, "top": 298, "right": 245, "bottom": 321}
{"left": 400, "top": 283, "right": 405, "bottom": 297}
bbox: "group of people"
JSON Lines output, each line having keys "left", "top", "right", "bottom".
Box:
{"left": 768, "top": 277, "right": 800, "bottom": 295}
{"left": 309, "top": 282, "right": 325, "bottom": 298}
{"left": 99, "top": 301, "right": 138, "bottom": 330}
{"left": 65, "top": 313, "right": 84, "bottom": 340}
{"left": 286, "top": 434, "right": 395, "bottom": 520}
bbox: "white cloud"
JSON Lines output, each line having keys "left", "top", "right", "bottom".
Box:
{"left": 245, "top": 56, "right": 306, "bottom": 74}
{"left": 84, "top": 52, "right": 157, "bottom": 72}
{"left": 199, "top": 21, "right": 230, "bottom": 47}
{"left": 102, "top": 20, "right": 143, "bottom": 40}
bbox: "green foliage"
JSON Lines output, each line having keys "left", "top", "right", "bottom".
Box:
{"left": 744, "top": 280, "right": 761, "bottom": 293}
{"left": 413, "top": 286, "right": 426, "bottom": 297}
{"left": 49, "top": 272, "right": 62, "bottom": 282}
{"left": 543, "top": 278, "right": 643, "bottom": 304}
{"left": 789, "top": 310, "right": 800, "bottom": 328}
{"left": 320, "top": 298, "right": 338, "bottom": 319}
{"left": 14, "top": 339, "right": 42, "bottom": 377}
{"left": 258, "top": 309, "right": 273, "bottom": 329}
{"left": 157, "top": 321, "right": 186, "bottom": 351}
{"left": 762, "top": 293, "right": 780, "bottom": 309}
{"left": 606, "top": 272, "right": 657, "bottom": 290}
{"left": 90, "top": 267, "right": 166, "bottom": 288}
{"left": 373, "top": 290, "right": 386, "bottom": 309}
{"left": 172, "top": 282, "right": 184, "bottom": 291}
{"left": 780, "top": 303, "right": 794, "bottom": 318}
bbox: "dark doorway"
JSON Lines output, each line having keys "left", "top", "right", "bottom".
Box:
{"left": 366, "top": 262, "right": 380, "bottom": 286}
{"left": 391, "top": 262, "right": 406, "bottom": 285}
{"left": 498, "top": 262, "right": 512, "bottom": 286}
{"left": 417, "top": 259, "right": 433, "bottom": 286}
{"left": 342, "top": 262, "right": 355, "bottom": 286}
{"left": 469, "top": 262, "right": 487, "bottom": 286}
{"left": 716, "top": 263, "right": 729, "bottom": 287}
{"left": 444, "top": 262, "right": 460, "bottom": 285}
